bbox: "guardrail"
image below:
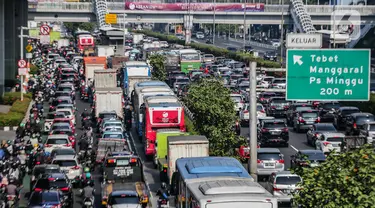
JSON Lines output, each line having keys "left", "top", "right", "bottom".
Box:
{"left": 179, "top": 99, "right": 195, "bottom": 121}
{"left": 227, "top": 37, "right": 278, "bottom": 50}
{"left": 28, "top": 2, "right": 94, "bottom": 12}
{"left": 256, "top": 68, "right": 286, "bottom": 72}
{"left": 255, "top": 88, "right": 286, "bottom": 92}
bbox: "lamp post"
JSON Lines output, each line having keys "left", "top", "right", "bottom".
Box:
{"left": 243, "top": 0, "right": 247, "bottom": 50}
{"left": 18, "top": 26, "right": 29, "bottom": 102}
{"left": 213, "top": 0, "right": 216, "bottom": 44}
{"left": 280, "top": 0, "right": 284, "bottom": 64}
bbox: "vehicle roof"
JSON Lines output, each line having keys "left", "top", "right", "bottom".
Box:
{"left": 53, "top": 155, "right": 76, "bottom": 160}
{"left": 55, "top": 96, "right": 72, "bottom": 100}
{"left": 263, "top": 119, "right": 285, "bottom": 123}
{"left": 111, "top": 190, "right": 138, "bottom": 196}
{"left": 273, "top": 171, "right": 300, "bottom": 177}
{"left": 257, "top": 148, "right": 281, "bottom": 153}
{"left": 47, "top": 135, "right": 69, "bottom": 139}
{"left": 351, "top": 112, "right": 373, "bottom": 117}
{"left": 147, "top": 102, "right": 181, "bottom": 108}
{"left": 320, "top": 132, "right": 345, "bottom": 137}
{"left": 42, "top": 172, "right": 67, "bottom": 180}
{"left": 56, "top": 104, "right": 74, "bottom": 107}
{"left": 34, "top": 164, "right": 60, "bottom": 169}
{"left": 299, "top": 110, "right": 318, "bottom": 113}
{"left": 293, "top": 102, "right": 312, "bottom": 106}
{"left": 339, "top": 106, "right": 359, "bottom": 110}
{"left": 270, "top": 97, "right": 286, "bottom": 100}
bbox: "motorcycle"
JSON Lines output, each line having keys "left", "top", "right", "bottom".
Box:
{"left": 157, "top": 198, "right": 169, "bottom": 208}
{"left": 83, "top": 197, "right": 94, "bottom": 208}
{"left": 6, "top": 195, "right": 17, "bottom": 208}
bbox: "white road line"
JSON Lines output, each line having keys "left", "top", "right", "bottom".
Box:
{"left": 290, "top": 145, "right": 299, "bottom": 152}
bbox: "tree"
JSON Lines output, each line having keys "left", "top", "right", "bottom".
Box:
{"left": 63, "top": 22, "right": 96, "bottom": 33}
{"left": 149, "top": 54, "right": 167, "bottom": 81}
{"left": 78, "top": 22, "right": 96, "bottom": 32}
{"left": 184, "top": 78, "right": 240, "bottom": 156}
{"left": 292, "top": 145, "right": 375, "bottom": 208}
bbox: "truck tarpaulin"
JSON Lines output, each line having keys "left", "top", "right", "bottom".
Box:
{"left": 111, "top": 56, "right": 129, "bottom": 69}
{"left": 152, "top": 110, "right": 179, "bottom": 124}
{"left": 125, "top": 2, "right": 265, "bottom": 12}
{"left": 84, "top": 57, "right": 107, "bottom": 66}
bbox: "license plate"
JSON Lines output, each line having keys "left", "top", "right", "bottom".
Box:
{"left": 306, "top": 121, "right": 314, "bottom": 124}
{"left": 310, "top": 163, "right": 319, "bottom": 167}
{"left": 264, "top": 163, "right": 275, "bottom": 168}
{"left": 271, "top": 131, "right": 280, "bottom": 135}
{"left": 84, "top": 202, "right": 92, "bottom": 205}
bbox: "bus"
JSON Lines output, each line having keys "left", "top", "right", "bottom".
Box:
{"left": 182, "top": 178, "right": 277, "bottom": 208}
{"left": 131, "top": 80, "right": 169, "bottom": 104}
{"left": 133, "top": 86, "right": 174, "bottom": 137}
{"left": 170, "top": 157, "right": 253, "bottom": 198}
{"left": 77, "top": 34, "right": 95, "bottom": 52}
{"left": 315, "top": 30, "right": 350, "bottom": 48}
{"left": 179, "top": 49, "right": 202, "bottom": 73}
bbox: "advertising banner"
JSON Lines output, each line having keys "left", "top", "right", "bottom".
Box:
{"left": 125, "top": 2, "right": 265, "bottom": 12}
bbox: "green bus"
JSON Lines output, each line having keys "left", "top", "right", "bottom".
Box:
{"left": 179, "top": 49, "right": 202, "bottom": 73}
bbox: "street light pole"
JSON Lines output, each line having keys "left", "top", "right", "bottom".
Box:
{"left": 243, "top": 0, "right": 247, "bottom": 50}
{"left": 213, "top": 0, "right": 216, "bottom": 44}
{"left": 280, "top": 0, "right": 285, "bottom": 64}
{"left": 248, "top": 61, "right": 258, "bottom": 181}
{"left": 333, "top": 2, "right": 336, "bottom": 48}
{"left": 18, "top": 26, "right": 29, "bottom": 102}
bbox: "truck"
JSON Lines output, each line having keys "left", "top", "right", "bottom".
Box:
{"left": 122, "top": 61, "right": 151, "bottom": 96}
{"left": 101, "top": 152, "right": 148, "bottom": 208}
{"left": 84, "top": 57, "right": 107, "bottom": 82}
{"left": 96, "top": 45, "right": 115, "bottom": 57}
{"left": 164, "top": 135, "right": 209, "bottom": 184}
{"left": 133, "top": 34, "right": 144, "bottom": 45}
{"left": 77, "top": 34, "right": 95, "bottom": 51}
{"left": 95, "top": 138, "right": 127, "bottom": 163}
{"left": 57, "top": 39, "right": 69, "bottom": 48}
{"left": 94, "top": 69, "right": 117, "bottom": 88}
{"left": 110, "top": 56, "right": 128, "bottom": 70}
{"left": 94, "top": 87, "right": 124, "bottom": 119}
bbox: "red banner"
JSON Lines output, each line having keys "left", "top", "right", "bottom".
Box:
{"left": 152, "top": 110, "right": 179, "bottom": 124}
{"left": 125, "top": 2, "right": 264, "bottom": 12}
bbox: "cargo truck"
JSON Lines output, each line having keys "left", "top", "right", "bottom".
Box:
{"left": 163, "top": 135, "right": 209, "bottom": 184}
{"left": 94, "top": 87, "right": 124, "bottom": 119}
{"left": 96, "top": 45, "right": 115, "bottom": 57}
{"left": 94, "top": 69, "right": 117, "bottom": 88}
{"left": 57, "top": 39, "right": 69, "bottom": 48}
{"left": 122, "top": 61, "right": 151, "bottom": 96}
{"left": 133, "top": 34, "right": 144, "bottom": 45}
{"left": 110, "top": 56, "right": 128, "bottom": 70}
{"left": 84, "top": 57, "right": 107, "bottom": 82}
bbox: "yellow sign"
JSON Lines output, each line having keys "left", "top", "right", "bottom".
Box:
{"left": 105, "top": 14, "right": 117, "bottom": 24}
{"left": 25, "top": 44, "right": 33, "bottom": 53}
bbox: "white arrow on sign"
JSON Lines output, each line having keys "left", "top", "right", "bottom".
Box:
{"left": 293, "top": 55, "right": 303, "bottom": 66}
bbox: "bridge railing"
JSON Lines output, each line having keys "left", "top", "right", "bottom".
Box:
{"left": 28, "top": 2, "right": 94, "bottom": 12}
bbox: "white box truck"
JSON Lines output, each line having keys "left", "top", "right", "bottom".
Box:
{"left": 85, "top": 64, "right": 105, "bottom": 82}
{"left": 58, "top": 39, "right": 69, "bottom": 48}
{"left": 166, "top": 135, "right": 209, "bottom": 184}
{"left": 94, "top": 69, "right": 117, "bottom": 88}
{"left": 96, "top": 45, "right": 115, "bottom": 57}
{"left": 95, "top": 87, "right": 123, "bottom": 119}
{"left": 133, "top": 34, "right": 144, "bottom": 45}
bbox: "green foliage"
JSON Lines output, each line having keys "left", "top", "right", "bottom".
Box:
{"left": 0, "top": 94, "right": 31, "bottom": 126}
{"left": 29, "top": 64, "right": 39, "bottom": 75}
{"left": 292, "top": 146, "right": 375, "bottom": 207}
{"left": 185, "top": 115, "right": 198, "bottom": 135}
{"left": 184, "top": 78, "right": 238, "bottom": 156}
{"left": 64, "top": 22, "right": 96, "bottom": 33}
{"left": 0, "top": 112, "right": 24, "bottom": 126}
{"left": 10, "top": 98, "right": 31, "bottom": 114}
{"left": 149, "top": 54, "right": 167, "bottom": 81}
{"left": 343, "top": 94, "right": 375, "bottom": 115}
{"left": 2, "top": 92, "right": 32, "bottom": 105}
{"left": 133, "top": 30, "right": 281, "bottom": 68}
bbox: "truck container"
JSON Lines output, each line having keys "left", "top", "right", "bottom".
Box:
{"left": 133, "top": 34, "right": 144, "bottom": 45}
{"left": 110, "top": 56, "right": 129, "bottom": 70}
{"left": 96, "top": 45, "right": 115, "bottom": 57}
{"left": 127, "top": 76, "right": 151, "bottom": 98}
{"left": 122, "top": 61, "right": 151, "bottom": 96}
{"left": 94, "top": 87, "right": 123, "bottom": 119}
{"left": 84, "top": 57, "right": 107, "bottom": 82}
{"left": 166, "top": 135, "right": 209, "bottom": 184}
{"left": 94, "top": 69, "right": 117, "bottom": 88}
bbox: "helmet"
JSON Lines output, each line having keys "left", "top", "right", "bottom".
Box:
{"left": 85, "top": 172, "right": 91, "bottom": 179}
{"left": 9, "top": 177, "right": 15, "bottom": 184}
{"left": 20, "top": 123, "right": 25, "bottom": 128}
{"left": 33, "top": 143, "right": 38, "bottom": 148}
{"left": 84, "top": 109, "right": 87, "bottom": 112}
{"left": 37, "top": 147, "right": 42, "bottom": 152}
{"left": 84, "top": 167, "right": 90, "bottom": 173}
{"left": 20, "top": 138, "right": 25, "bottom": 143}
{"left": 161, "top": 182, "right": 167, "bottom": 189}
{"left": 6, "top": 140, "right": 11, "bottom": 145}
{"left": 86, "top": 180, "right": 93, "bottom": 187}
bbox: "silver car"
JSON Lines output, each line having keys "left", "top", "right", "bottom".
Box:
{"left": 266, "top": 171, "right": 302, "bottom": 203}
{"left": 257, "top": 148, "right": 285, "bottom": 176}
{"left": 359, "top": 121, "right": 375, "bottom": 144}
{"left": 316, "top": 132, "right": 345, "bottom": 154}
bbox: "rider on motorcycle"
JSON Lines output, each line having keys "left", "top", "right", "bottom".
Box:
{"left": 82, "top": 180, "right": 95, "bottom": 204}
{"left": 5, "top": 177, "right": 19, "bottom": 197}
{"left": 156, "top": 182, "right": 169, "bottom": 200}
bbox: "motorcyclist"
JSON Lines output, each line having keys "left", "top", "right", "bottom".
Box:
{"left": 82, "top": 118, "right": 92, "bottom": 130}
{"left": 156, "top": 182, "right": 169, "bottom": 200}
{"left": 82, "top": 180, "right": 95, "bottom": 204}
{"left": 5, "top": 177, "right": 18, "bottom": 197}
{"left": 81, "top": 168, "right": 92, "bottom": 185}
{"left": 25, "top": 140, "right": 33, "bottom": 155}
{"left": 84, "top": 127, "right": 93, "bottom": 144}
{"left": 124, "top": 105, "right": 132, "bottom": 131}
{"left": 78, "top": 137, "right": 89, "bottom": 153}
{"left": 8, "top": 163, "right": 19, "bottom": 183}
{"left": 81, "top": 109, "right": 90, "bottom": 119}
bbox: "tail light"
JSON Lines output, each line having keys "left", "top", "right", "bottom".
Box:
{"left": 243, "top": 110, "right": 249, "bottom": 114}
{"left": 277, "top": 159, "right": 285, "bottom": 163}
{"left": 257, "top": 159, "right": 262, "bottom": 163}
{"left": 323, "top": 142, "right": 330, "bottom": 146}
{"left": 273, "top": 187, "right": 281, "bottom": 191}
{"left": 262, "top": 128, "right": 269, "bottom": 132}
{"left": 36, "top": 161, "right": 41, "bottom": 165}
{"left": 50, "top": 105, "right": 53, "bottom": 109}
{"left": 51, "top": 205, "right": 61, "bottom": 208}
{"left": 71, "top": 166, "right": 80, "bottom": 170}
{"left": 260, "top": 110, "right": 265, "bottom": 113}
{"left": 284, "top": 105, "right": 289, "bottom": 109}
{"left": 60, "top": 187, "right": 70, "bottom": 191}
{"left": 44, "top": 144, "right": 52, "bottom": 147}
{"left": 353, "top": 123, "right": 357, "bottom": 128}
{"left": 64, "top": 143, "right": 71, "bottom": 147}
{"left": 298, "top": 117, "right": 305, "bottom": 123}
{"left": 260, "top": 98, "right": 265, "bottom": 101}
{"left": 34, "top": 188, "right": 42, "bottom": 192}
{"left": 271, "top": 106, "right": 276, "bottom": 109}
{"left": 282, "top": 128, "right": 288, "bottom": 132}
{"left": 316, "top": 117, "right": 321, "bottom": 123}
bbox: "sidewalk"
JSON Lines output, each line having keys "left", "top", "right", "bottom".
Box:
{"left": 0, "top": 131, "right": 16, "bottom": 141}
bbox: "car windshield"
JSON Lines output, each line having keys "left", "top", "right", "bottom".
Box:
{"left": 369, "top": 124, "right": 375, "bottom": 131}
{"left": 304, "top": 152, "right": 326, "bottom": 161}
{"left": 316, "top": 125, "right": 336, "bottom": 132}
{"left": 231, "top": 96, "right": 242, "bottom": 103}
{"left": 326, "top": 137, "right": 344, "bottom": 142}
{"left": 58, "top": 87, "right": 72, "bottom": 92}
{"left": 52, "top": 125, "right": 69, "bottom": 131}
{"left": 262, "top": 94, "right": 275, "bottom": 98}
{"left": 263, "top": 122, "right": 286, "bottom": 128}
{"left": 53, "top": 149, "right": 75, "bottom": 156}
{"left": 47, "top": 139, "right": 68, "bottom": 145}
{"left": 342, "top": 109, "right": 360, "bottom": 115}
{"left": 301, "top": 112, "right": 317, "bottom": 118}
{"left": 33, "top": 167, "right": 60, "bottom": 176}
{"left": 322, "top": 103, "right": 340, "bottom": 109}
{"left": 181, "top": 53, "right": 199, "bottom": 61}
{"left": 108, "top": 196, "right": 139, "bottom": 205}
{"left": 258, "top": 153, "right": 281, "bottom": 160}
{"left": 103, "top": 134, "right": 123, "bottom": 139}
{"left": 275, "top": 176, "right": 301, "bottom": 185}
{"left": 30, "top": 192, "right": 59, "bottom": 204}
{"left": 104, "top": 123, "right": 122, "bottom": 128}
{"left": 356, "top": 115, "right": 375, "bottom": 124}
{"left": 53, "top": 160, "right": 77, "bottom": 167}
{"left": 271, "top": 99, "right": 287, "bottom": 103}
{"left": 58, "top": 111, "right": 71, "bottom": 116}
{"left": 36, "top": 179, "right": 68, "bottom": 189}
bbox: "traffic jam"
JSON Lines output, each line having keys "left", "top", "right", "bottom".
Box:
{"left": 11, "top": 30, "right": 373, "bottom": 208}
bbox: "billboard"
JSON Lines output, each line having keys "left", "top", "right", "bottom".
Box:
{"left": 125, "top": 2, "right": 265, "bottom": 12}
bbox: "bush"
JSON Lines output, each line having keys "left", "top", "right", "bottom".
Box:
{"left": 29, "top": 64, "right": 39, "bottom": 75}
{"left": 0, "top": 94, "right": 32, "bottom": 126}
{"left": 0, "top": 112, "right": 24, "bottom": 126}
{"left": 185, "top": 115, "right": 198, "bottom": 135}
{"left": 134, "top": 30, "right": 282, "bottom": 68}
{"left": 343, "top": 94, "right": 375, "bottom": 115}
{"left": 10, "top": 98, "right": 31, "bottom": 114}
{"left": 2, "top": 92, "right": 32, "bottom": 105}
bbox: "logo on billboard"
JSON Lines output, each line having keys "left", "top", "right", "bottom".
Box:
{"left": 129, "top": 3, "right": 136, "bottom": 10}
{"left": 331, "top": 10, "right": 361, "bottom": 41}
{"left": 162, "top": 112, "right": 169, "bottom": 123}
{"left": 162, "top": 112, "right": 169, "bottom": 118}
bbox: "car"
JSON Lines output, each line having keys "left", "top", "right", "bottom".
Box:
{"left": 97, "top": 111, "right": 118, "bottom": 127}
{"left": 32, "top": 173, "right": 73, "bottom": 207}
{"left": 203, "top": 54, "right": 215, "bottom": 63}
{"left": 318, "top": 102, "right": 341, "bottom": 122}
{"left": 306, "top": 123, "right": 337, "bottom": 147}
{"left": 266, "top": 171, "right": 302, "bottom": 203}
{"left": 359, "top": 121, "right": 375, "bottom": 144}
{"left": 258, "top": 119, "right": 289, "bottom": 147}
{"left": 51, "top": 155, "right": 82, "bottom": 184}
{"left": 266, "top": 97, "right": 289, "bottom": 117}
{"left": 257, "top": 148, "right": 285, "bottom": 176}
{"left": 345, "top": 112, "right": 375, "bottom": 135}
{"left": 264, "top": 51, "right": 278, "bottom": 61}
{"left": 270, "top": 78, "right": 286, "bottom": 89}
{"left": 28, "top": 190, "right": 67, "bottom": 208}
{"left": 315, "top": 132, "right": 345, "bottom": 155}
{"left": 55, "top": 108, "right": 75, "bottom": 125}
{"left": 50, "top": 129, "right": 76, "bottom": 147}
{"left": 101, "top": 131, "right": 125, "bottom": 139}
{"left": 333, "top": 106, "right": 361, "bottom": 130}
{"left": 44, "top": 135, "right": 72, "bottom": 153}
{"left": 240, "top": 103, "right": 266, "bottom": 127}
{"left": 293, "top": 110, "right": 320, "bottom": 133}
{"left": 290, "top": 150, "right": 326, "bottom": 168}
{"left": 44, "top": 112, "right": 56, "bottom": 133}
{"left": 195, "top": 32, "right": 205, "bottom": 39}
{"left": 258, "top": 92, "right": 276, "bottom": 105}
{"left": 30, "top": 165, "right": 61, "bottom": 191}
{"left": 286, "top": 103, "right": 313, "bottom": 126}
{"left": 103, "top": 126, "right": 124, "bottom": 133}
{"left": 51, "top": 118, "right": 75, "bottom": 132}
{"left": 107, "top": 191, "right": 142, "bottom": 207}
{"left": 55, "top": 104, "right": 75, "bottom": 114}
{"left": 230, "top": 93, "right": 245, "bottom": 113}
{"left": 100, "top": 119, "right": 123, "bottom": 134}
{"left": 50, "top": 96, "right": 74, "bottom": 112}
{"left": 48, "top": 148, "right": 77, "bottom": 163}
{"left": 49, "top": 123, "right": 73, "bottom": 134}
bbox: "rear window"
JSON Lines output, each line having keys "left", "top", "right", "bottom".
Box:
{"left": 356, "top": 115, "right": 375, "bottom": 124}
{"left": 57, "top": 87, "right": 72, "bottom": 92}
{"left": 33, "top": 167, "right": 60, "bottom": 176}
{"left": 326, "top": 137, "right": 344, "bottom": 142}
{"left": 46, "top": 114, "right": 55, "bottom": 119}
{"left": 257, "top": 105, "right": 264, "bottom": 111}
{"left": 108, "top": 195, "right": 139, "bottom": 205}
{"left": 296, "top": 106, "right": 313, "bottom": 111}
{"left": 103, "top": 134, "right": 123, "bottom": 139}
{"left": 104, "top": 123, "right": 122, "bottom": 128}
{"left": 342, "top": 109, "right": 360, "bottom": 115}
{"left": 258, "top": 153, "right": 282, "bottom": 160}
{"left": 316, "top": 125, "right": 336, "bottom": 132}
{"left": 52, "top": 160, "right": 77, "bottom": 167}
{"left": 304, "top": 153, "right": 326, "bottom": 161}
{"left": 263, "top": 122, "right": 286, "bottom": 128}
{"left": 58, "top": 111, "right": 71, "bottom": 116}
{"left": 52, "top": 131, "right": 73, "bottom": 136}
{"left": 271, "top": 99, "right": 287, "bottom": 103}
{"left": 61, "top": 74, "right": 75, "bottom": 80}
{"left": 52, "top": 149, "right": 75, "bottom": 156}
{"left": 322, "top": 103, "right": 340, "bottom": 109}
{"left": 47, "top": 139, "right": 68, "bottom": 145}
{"left": 30, "top": 192, "right": 59, "bottom": 204}
{"left": 302, "top": 112, "right": 318, "bottom": 118}
{"left": 275, "top": 176, "right": 301, "bottom": 185}
{"left": 273, "top": 79, "right": 286, "bottom": 83}
{"left": 52, "top": 125, "right": 69, "bottom": 131}
{"left": 35, "top": 179, "right": 68, "bottom": 189}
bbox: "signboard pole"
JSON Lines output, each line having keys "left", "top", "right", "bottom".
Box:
{"left": 20, "top": 28, "right": 24, "bottom": 102}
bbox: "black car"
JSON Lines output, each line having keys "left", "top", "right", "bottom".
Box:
{"left": 258, "top": 119, "right": 289, "bottom": 147}
{"left": 266, "top": 97, "right": 290, "bottom": 117}
{"left": 290, "top": 150, "right": 326, "bottom": 168}
{"left": 318, "top": 102, "right": 341, "bottom": 122}
{"left": 32, "top": 173, "right": 73, "bottom": 207}
{"left": 333, "top": 106, "right": 360, "bottom": 129}
{"left": 306, "top": 123, "right": 337, "bottom": 147}
{"left": 227, "top": 47, "right": 237, "bottom": 52}
{"left": 263, "top": 51, "right": 277, "bottom": 61}
{"left": 30, "top": 165, "right": 61, "bottom": 191}
{"left": 286, "top": 103, "right": 313, "bottom": 126}
{"left": 28, "top": 190, "right": 67, "bottom": 208}
{"left": 345, "top": 112, "right": 375, "bottom": 135}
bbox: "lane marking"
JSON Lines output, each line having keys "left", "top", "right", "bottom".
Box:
{"left": 290, "top": 145, "right": 299, "bottom": 152}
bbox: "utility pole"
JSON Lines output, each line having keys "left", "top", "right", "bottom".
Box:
{"left": 243, "top": 0, "right": 247, "bottom": 50}
{"left": 333, "top": 2, "right": 336, "bottom": 48}
{"left": 280, "top": 0, "right": 284, "bottom": 64}
{"left": 248, "top": 61, "right": 258, "bottom": 181}
{"left": 213, "top": 0, "right": 216, "bottom": 45}
{"left": 123, "top": 13, "right": 126, "bottom": 50}
{"left": 19, "top": 26, "right": 29, "bottom": 102}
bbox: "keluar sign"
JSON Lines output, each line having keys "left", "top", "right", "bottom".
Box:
{"left": 125, "top": 2, "right": 265, "bottom": 12}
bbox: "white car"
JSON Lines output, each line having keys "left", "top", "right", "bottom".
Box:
{"left": 230, "top": 94, "right": 245, "bottom": 113}
{"left": 316, "top": 132, "right": 345, "bottom": 154}
{"left": 51, "top": 155, "right": 82, "bottom": 183}
{"left": 196, "top": 32, "right": 205, "bottom": 39}
{"left": 56, "top": 108, "right": 76, "bottom": 125}
{"left": 240, "top": 103, "right": 267, "bottom": 127}
{"left": 44, "top": 135, "right": 72, "bottom": 153}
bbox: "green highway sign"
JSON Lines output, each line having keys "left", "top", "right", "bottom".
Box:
{"left": 286, "top": 49, "right": 370, "bottom": 101}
